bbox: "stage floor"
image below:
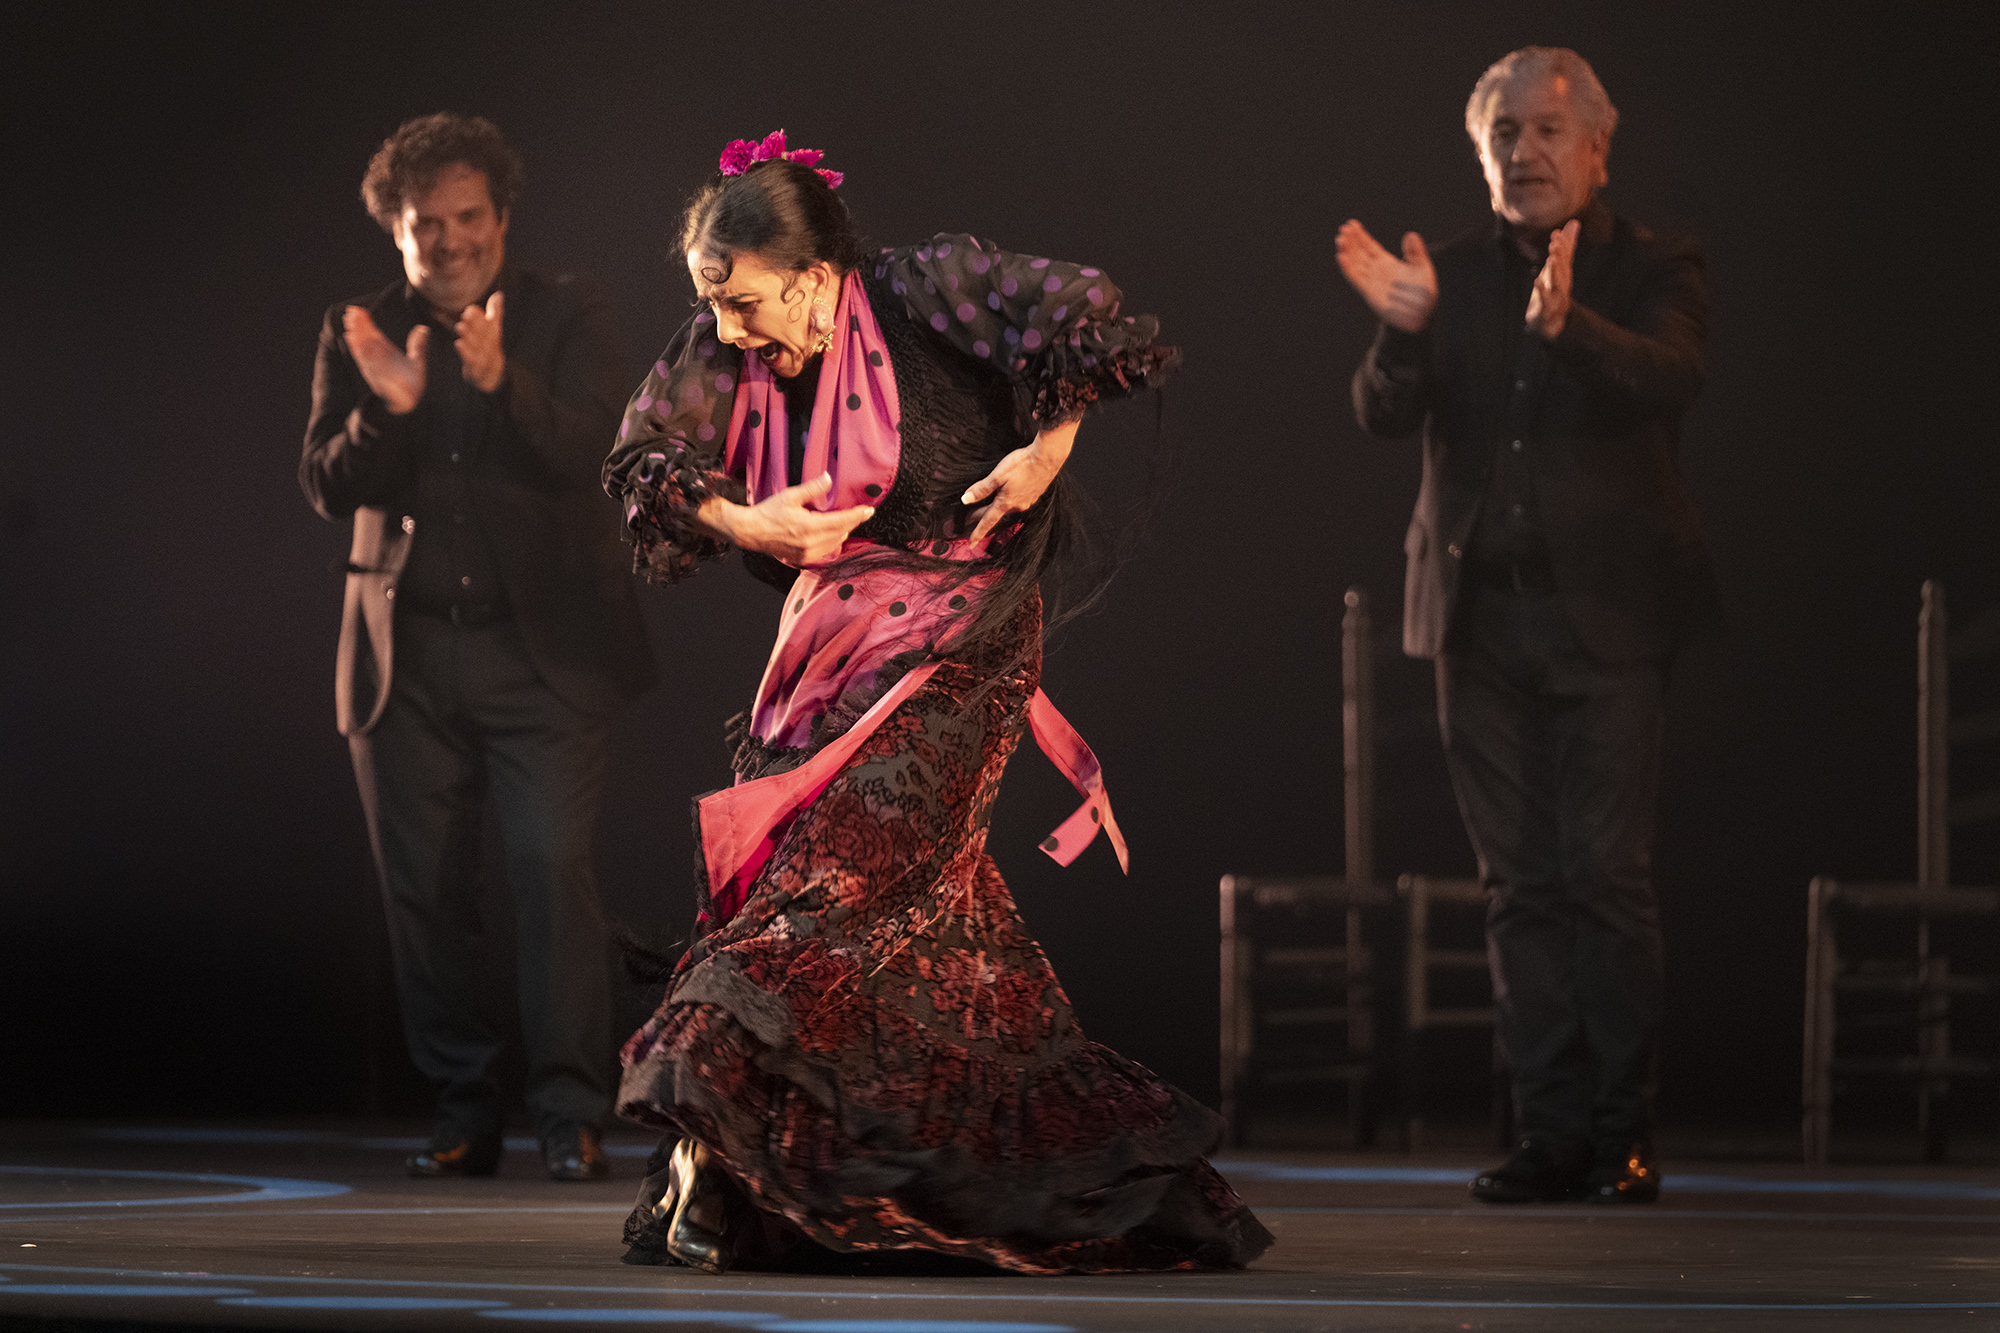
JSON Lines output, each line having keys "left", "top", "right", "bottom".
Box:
{"left": 3, "top": 1120, "right": 1997, "bottom": 1332}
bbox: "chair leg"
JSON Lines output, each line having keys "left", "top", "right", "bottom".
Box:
{"left": 1922, "top": 1085, "right": 1950, "bottom": 1164}
{"left": 1398, "top": 1026, "right": 1423, "bottom": 1154}
{"left": 1490, "top": 1027, "right": 1515, "bottom": 1151}
{"left": 1919, "top": 953, "right": 1952, "bottom": 1164}
{"left": 1803, "top": 878, "right": 1836, "bottom": 1167}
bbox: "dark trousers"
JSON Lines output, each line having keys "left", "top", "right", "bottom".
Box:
{"left": 349, "top": 611, "right": 613, "bottom": 1144}
{"left": 1436, "top": 586, "right": 1668, "bottom": 1153}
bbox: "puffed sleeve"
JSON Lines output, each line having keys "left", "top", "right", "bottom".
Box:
{"left": 875, "top": 233, "right": 1179, "bottom": 427}
{"left": 601, "top": 310, "right": 747, "bottom": 583}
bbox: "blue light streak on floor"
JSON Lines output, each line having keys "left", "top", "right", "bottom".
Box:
{"left": 0, "top": 1284, "right": 253, "bottom": 1297}
{"left": 750, "top": 1323, "right": 1077, "bottom": 1332}
{"left": 220, "top": 1296, "right": 510, "bottom": 1310}
{"left": 0, "top": 1166, "right": 350, "bottom": 1209}
{"left": 483, "top": 1314, "right": 775, "bottom": 1325}
{"left": 3, "top": 1264, "right": 1996, "bottom": 1314}
{"left": 1219, "top": 1160, "right": 2000, "bottom": 1199}
{"left": 1671, "top": 1172, "right": 2000, "bottom": 1200}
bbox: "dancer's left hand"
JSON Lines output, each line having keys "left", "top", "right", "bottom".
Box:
{"left": 456, "top": 292, "right": 506, "bottom": 392}
{"left": 962, "top": 422, "right": 1077, "bottom": 543}
{"left": 1525, "top": 219, "right": 1578, "bottom": 339}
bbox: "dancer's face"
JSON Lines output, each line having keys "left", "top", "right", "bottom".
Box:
{"left": 1476, "top": 74, "right": 1608, "bottom": 234}
{"left": 690, "top": 249, "right": 839, "bottom": 380}
{"left": 394, "top": 163, "right": 508, "bottom": 315}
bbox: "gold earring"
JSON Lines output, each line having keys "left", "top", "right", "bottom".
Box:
{"left": 809, "top": 299, "right": 834, "bottom": 356}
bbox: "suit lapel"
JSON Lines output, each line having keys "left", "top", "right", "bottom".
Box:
{"left": 1569, "top": 198, "right": 1619, "bottom": 309}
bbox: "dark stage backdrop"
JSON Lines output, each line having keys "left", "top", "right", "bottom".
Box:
{"left": 3, "top": 2, "right": 1995, "bottom": 1136}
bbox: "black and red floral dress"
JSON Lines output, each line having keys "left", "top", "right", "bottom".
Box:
{"left": 602, "top": 235, "right": 1271, "bottom": 1273}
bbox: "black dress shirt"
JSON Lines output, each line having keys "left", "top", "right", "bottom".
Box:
{"left": 1352, "top": 198, "right": 1718, "bottom": 663}
{"left": 393, "top": 291, "right": 508, "bottom": 613}
{"left": 301, "top": 263, "right": 656, "bottom": 717}
{"left": 1470, "top": 227, "right": 1554, "bottom": 569}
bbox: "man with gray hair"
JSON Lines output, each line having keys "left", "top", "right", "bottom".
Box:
{"left": 1337, "top": 48, "right": 1717, "bottom": 1204}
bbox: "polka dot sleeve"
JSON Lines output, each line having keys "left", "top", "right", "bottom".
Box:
{"left": 875, "top": 233, "right": 1180, "bottom": 426}
{"left": 601, "top": 311, "right": 747, "bottom": 583}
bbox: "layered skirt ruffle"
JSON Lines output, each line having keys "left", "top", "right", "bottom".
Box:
{"left": 617, "top": 608, "right": 1270, "bottom": 1273}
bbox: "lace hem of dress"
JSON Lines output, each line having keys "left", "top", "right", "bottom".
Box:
{"left": 616, "top": 1019, "right": 1271, "bottom": 1274}
{"left": 1029, "top": 339, "right": 1182, "bottom": 426}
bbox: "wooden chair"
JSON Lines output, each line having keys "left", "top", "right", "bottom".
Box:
{"left": 1803, "top": 581, "right": 2000, "bottom": 1163}
{"left": 1395, "top": 873, "right": 1508, "bottom": 1150}
{"left": 1219, "top": 873, "right": 1392, "bottom": 1147}
{"left": 1218, "top": 589, "right": 1392, "bottom": 1146}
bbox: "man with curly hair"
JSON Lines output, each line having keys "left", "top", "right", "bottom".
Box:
{"left": 300, "top": 112, "right": 654, "bottom": 1181}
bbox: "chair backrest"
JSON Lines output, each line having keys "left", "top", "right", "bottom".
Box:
{"left": 1920, "top": 581, "right": 2000, "bottom": 887}
{"left": 1343, "top": 588, "right": 1375, "bottom": 892}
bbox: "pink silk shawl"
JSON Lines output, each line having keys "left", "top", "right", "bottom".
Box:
{"left": 697, "top": 272, "right": 1127, "bottom": 923}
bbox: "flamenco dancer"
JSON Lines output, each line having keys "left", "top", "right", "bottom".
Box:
{"left": 602, "top": 132, "right": 1272, "bottom": 1275}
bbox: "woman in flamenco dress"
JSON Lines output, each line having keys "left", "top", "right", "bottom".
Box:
{"left": 602, "top": 132, "right": 1272, "bottom": 1276}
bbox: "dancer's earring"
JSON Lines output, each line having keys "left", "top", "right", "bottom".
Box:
{"left": 809, "top": 298, "right": 835, "bottom": 357}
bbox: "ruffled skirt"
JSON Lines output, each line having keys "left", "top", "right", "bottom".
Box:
{"left": 616, "top": 605, "right": 1271, "bottom": 1273}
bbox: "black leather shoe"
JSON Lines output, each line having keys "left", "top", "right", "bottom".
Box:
{"left": 1585, "top": 1141, "right": 1661, "bottom": 1203}
{"left": 543, "top": 1124, "right": 610, "bottom": 1182}
{"left": 407, "top": 1134, "right": 502, "bottom": 1178}
{"left": 1469, "top": 1139, "right": 1588, "bottom": 1203}
{"left": 664, "top": 1138, "right": 734, "bottom": 1274}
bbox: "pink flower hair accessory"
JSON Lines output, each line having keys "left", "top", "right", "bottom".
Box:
{"left": 717, "top": 130, "right": 843, "bottom": 189}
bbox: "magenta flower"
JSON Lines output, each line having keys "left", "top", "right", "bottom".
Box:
{"left": 718, "top": 132, "right": 840, "bottom": 187}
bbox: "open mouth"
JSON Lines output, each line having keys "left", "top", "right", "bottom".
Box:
{"left": 756, "top": 343, "right": 783, "bottom": 363}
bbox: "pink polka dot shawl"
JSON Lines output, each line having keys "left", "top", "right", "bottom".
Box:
{"left": 603, "top": 236, "right": 1177, "bottom": 916}
{"left": 603, "top": 233, "right": 1177, "bottom": 584}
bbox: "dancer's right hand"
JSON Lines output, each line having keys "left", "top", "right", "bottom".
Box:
{"left": 1335, "top": 221, "right": 1437, "bottom": 334}
{"left": 702, "top": 473, "right": 875, "bottom": 566}
{"left": 343, "top": 306, "right": 429, "bottom": 414}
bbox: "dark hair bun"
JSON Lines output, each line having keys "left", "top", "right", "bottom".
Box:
{"left": 681, "top": 158, "right": 867, "bottom": 283}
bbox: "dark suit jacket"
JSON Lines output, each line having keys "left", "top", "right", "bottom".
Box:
{"left": 1352, "top": 200, "right": 1719, "bottom": 664}
{"left": 300, "top": 266, "right": 655, "bottom": 733}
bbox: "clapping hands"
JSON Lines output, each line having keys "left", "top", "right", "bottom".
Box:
{"left": 1335, "top": 220, "right": 1438, "bottom": 334}
{"left": 1524, "top": 219, "right": 1578, "bottom": 340}
{"left": 342, "top": 306, "right": 429, "bottom": 414}
{"left": 453, "top": 292, "right": 505, "bottom": 393}
{"left": 344, "top": 291, "right": 506, "bottom": 413}
{"left": 1339, "top": 216, "right": 1579, "bottom": 341}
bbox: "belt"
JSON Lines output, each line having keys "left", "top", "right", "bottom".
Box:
{"left": 1466, "top": 553, "right": 1557, "bottom": 595}
{"left": 397, "top": 592, "right": 513, "bottom": 626}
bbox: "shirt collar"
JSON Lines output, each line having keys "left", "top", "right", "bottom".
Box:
{"left": 1494, "top": 195, "right": 1614, "bottom": 256}
{"left": 402, "top": 262, "right": 514, "bottom": 325}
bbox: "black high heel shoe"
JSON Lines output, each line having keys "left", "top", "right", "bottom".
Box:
{"left": 664, "top": 1138, "right": 735, "bottom": 1274}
